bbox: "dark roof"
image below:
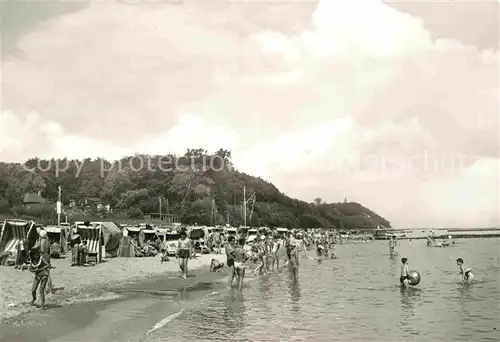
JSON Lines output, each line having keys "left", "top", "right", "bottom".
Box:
{"left": 23, "top": 193, "right": 46, "bottom": 204}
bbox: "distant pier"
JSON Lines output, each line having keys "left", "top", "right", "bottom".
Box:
{"left": 374, "top": 227, "right": 500, "bottom": 240}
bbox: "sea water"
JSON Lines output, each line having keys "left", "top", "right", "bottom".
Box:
{"left": 143, "top": 239, "right": 500, "bottom": 342}
{"left": 1, "top": 239, "right": 498, "bottom": 342}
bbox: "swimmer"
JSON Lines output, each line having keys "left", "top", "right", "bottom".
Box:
{"left": 456, "top": 258, "right": 474, "bottom": 283}
{"left": 270, "top": 235, "right": 281, "bottom": 271}
{"left": 399, "top": 257, "right": 410, "bottom": 289}
{"left": 176, "top": 231, "right": 191, "bottom": 279}
{"left": 389, "top": 236, "right": 397, "bottom": 257}
{"left": 252, "top": 236, "right": 267, "bottom": 275}
{"left": 225, "top": 236, "right": 236, "bottom": 288}
{"left": 316, "top": 241, "right": 325, "bottom": 262}
{"left": 289, "top": 233, "right": 308, "bottom": 280}
{"left": 285, "top": 232, "right": 292, "bottom": 266}
{"left": 233, "top": 238, "right": 250, "bottom": 291}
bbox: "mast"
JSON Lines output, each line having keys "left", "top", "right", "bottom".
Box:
{"left": 210, "top": 199, "right": 215, "bottom": 226}
{"left": 243, "top": 185, "right": 247, "bottom": 227}
{"left": 159, "top": 196, "right": 162, "bottom": 218}
{"left": 57, "top": 186, "right": 62, "bottom": 228}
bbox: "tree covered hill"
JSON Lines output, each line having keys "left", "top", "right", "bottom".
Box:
{"left": 0, "top": 149, "right": 391, "bottom": 229}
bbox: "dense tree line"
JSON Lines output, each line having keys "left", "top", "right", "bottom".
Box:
{"left": 0, "top": 149, "right": 391, "bottom": 229}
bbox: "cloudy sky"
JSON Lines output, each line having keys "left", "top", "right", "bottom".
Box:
{"left": 1, "top": 0, "right": 498, "bottom": 228}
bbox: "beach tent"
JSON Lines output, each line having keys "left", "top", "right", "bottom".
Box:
{"left": 0, "top": 219, "right": 38, "bottom": 265}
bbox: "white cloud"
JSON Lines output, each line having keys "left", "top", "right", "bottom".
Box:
{"left": 1, "top": 0, "right": 498, "bottom": 228}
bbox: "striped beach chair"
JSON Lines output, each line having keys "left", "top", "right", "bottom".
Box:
{"left": 0, "top": 219, "right": 35, "bottom": 265}
{"left": 75, "top": 222, "right": 103, "bottom": 263}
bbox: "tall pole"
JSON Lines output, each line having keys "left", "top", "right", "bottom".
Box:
{"left": 210, "top": 199, "right": 214, "bottom": 226}
{"left": 57, "top": 186, "right": 62, "bottom": 228}
{"left": 159, "top": 196, "right": 162, "bottom": 218}
{"left": 243, "top": 185, "right": 247, "bottom": 227}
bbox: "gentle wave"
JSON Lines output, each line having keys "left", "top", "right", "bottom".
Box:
{"left": 147, "top": 308, "right": 185, "bottom": 335}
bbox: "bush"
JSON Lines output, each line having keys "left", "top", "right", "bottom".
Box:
{"left": 127, "top": 207, "right": 143, "bottom": 218}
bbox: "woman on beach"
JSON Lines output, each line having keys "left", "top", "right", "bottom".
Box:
{"left": 253, "top": 235, "right": 267, "bottom": 275}
{"left": 270, "top": 234, "right": 281, "bottom": 272}
{"left": 288, "top": 232, "right": 307, "bottom": 280}
{"left": 176, "top": 231, "right": 191, "bottom": 279}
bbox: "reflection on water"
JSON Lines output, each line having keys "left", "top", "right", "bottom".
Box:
{"left": 288, "top": 276, "right": 301, "bottom": 315}
{"left": 144, "top": 239, "right": 500, "bottom": 342}
{"left": 221, "top": 292, "right": 246, "bottom": 335}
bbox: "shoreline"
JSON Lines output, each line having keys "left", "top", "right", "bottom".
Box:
{"left": 0, "top": 253, "right": 226, "bottom": 320}
{"left": 0, "top": 253, "right": 271, "bottom": 342}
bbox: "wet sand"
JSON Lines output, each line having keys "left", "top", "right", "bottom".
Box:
{"left": 0, "top": 254, "right": 226, "bottom": 320}
{"left": 0, "top": 261, "right": 231, "bottom": 342}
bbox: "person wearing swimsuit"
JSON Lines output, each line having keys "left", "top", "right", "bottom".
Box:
{"left": 233, "top": 238, "right": 250, "bottom": 291}
{"left": 271, "top": 235, "right": 281, "bottom": 271}
{"left": 285, "top": 233, "right": 292, "bottom": 265}
{"left": 456, "top": 258, "right": 473, "bottom": 283}
{"left": 177, "top": 231, "right": 191, "bottom": 279}
{"left": 225, "top": 236, "right": 236, "bottom": 288}
{"left": 400, "top": 257, "right": 410, "bottom": 288}
{"left": 29, "top": 248, "right": 50, "bottom": 309}
{"left": 288, "top": 233, "right": 307, "bottom": 280}
{"left": 253, "top": 236, "right": 267, "bottom": 275}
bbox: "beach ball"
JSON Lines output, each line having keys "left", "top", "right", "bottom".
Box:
{"left": 408, "top": 270, "right": 421, "bottom": 286}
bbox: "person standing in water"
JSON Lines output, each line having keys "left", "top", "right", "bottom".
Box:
{"left": 456, "top": 258, "right": 474, "bottom": 283}
{"left": 176, "top": 230, "right": 191, "bottom": 279}
{"left": 400, "top": 257, "right": 410, "bottom": 289}
{"left": 270, "top": 234, "right": 281, "bottom": 271}
{"left": 225, "top": 236, "right": 236, "bottom": 288}
{"left": 288, "top": 232, "right": 307, "bottom": 280}
{"left": 233, "top": 238, "right": 250, "bottom": 291}
{"left": 253, "top": 235, "right": 268, "bottom": 275}
{"left": 388, "top": 236, "right": 397, "bottom": 257}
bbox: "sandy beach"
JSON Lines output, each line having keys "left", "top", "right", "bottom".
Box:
{"left": 0, "top": 253, "right": 226, "bottom": 320}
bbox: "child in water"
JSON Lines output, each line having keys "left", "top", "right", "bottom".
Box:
{"left": 388, "top": 236, "right": 397, "bottom": 257}
{"left": 400, "top": 257, "right": 410, "bottom": 289}
{"left": 456, "top": 258, "right": 473, "bottom": 283}
{"left": 29, "top": 248, "right": 51, "bottom": 309}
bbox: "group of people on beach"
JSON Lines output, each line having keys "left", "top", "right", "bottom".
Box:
{"left": 174, "top": 228, "right": 338, "bottom": 287}
{"left": 221, "top": 230, "right": 328, "bottom": 291}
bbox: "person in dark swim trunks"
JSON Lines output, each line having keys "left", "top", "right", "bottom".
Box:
{"left": 400, "top": 257, "right": 410, "bottom": 288}
{"left": 177, "top": 231, "right": 191, "bottom": 279}
{"left": 225, "top": 236, "right": 236, "bottom": 287}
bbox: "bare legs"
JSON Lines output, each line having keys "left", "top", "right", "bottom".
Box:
{"left": 235, "top": 268, "right": 245, "bottom": 291}
{"left": 179, "top": 258, "right": 188, "bottom": 279}
{"left": 228, "top": 266, "right": 235, "bottom": 289}
{"left": 271, "top": 252, "right": 280, "bottom": 271}
{"left": 31, "top": 276, "right": 48, "bottom": 309}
